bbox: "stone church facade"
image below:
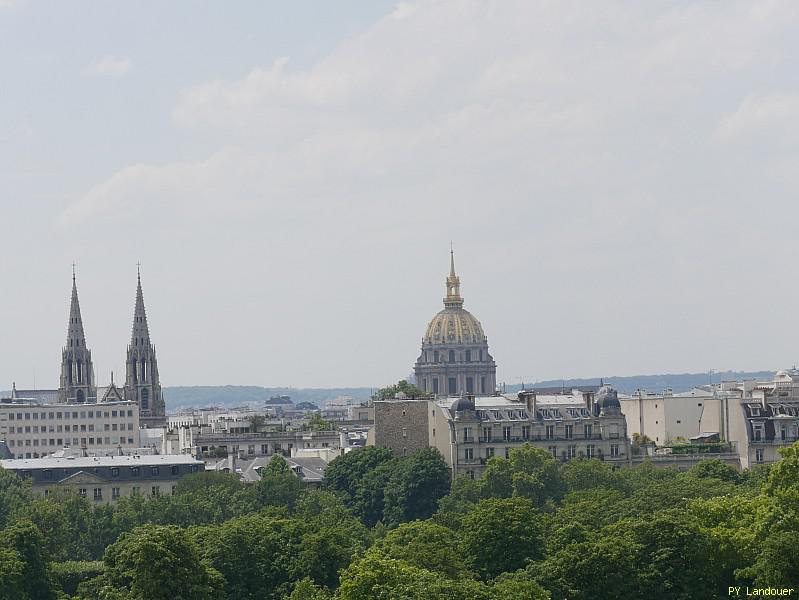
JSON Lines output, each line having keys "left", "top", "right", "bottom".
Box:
{"left": 25, "top": 268, "right": 166, "bottom": 428}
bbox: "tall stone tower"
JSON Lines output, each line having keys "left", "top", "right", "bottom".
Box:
{"left": 59, "top": 270, "right": 96, "bottom": 403}
{"left": 124, "top": 268, "right": 165, "bottom": 427}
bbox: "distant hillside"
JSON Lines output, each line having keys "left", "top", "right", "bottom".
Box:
{"left": 505, "top": 370, "right": 776, "bottom": 395}
{"left": 163, "top": 386, "right": 374, "bottom": 410}
{"left": 3, "top": 371, "right": 779, "bottom": 409}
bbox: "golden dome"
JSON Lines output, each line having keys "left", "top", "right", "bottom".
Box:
{"left": 424, "top": 307, "right": 486, "bottom": 345}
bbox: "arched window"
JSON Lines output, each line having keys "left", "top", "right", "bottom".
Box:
{"left": 433, "top": 350, "right": 439, "bottom": 363}
{"left": 67, "top": 360, "right": 73, "bottom": 384}
{"left": 141, "top": 359, "right": 147, "bottom": 382}
{"left": 76, "top": 389, "right": 85, "bottom": 404}
{"left": 479, "top": 350, "right": 483, "bottom": 362}
{"left": 448, "top": 350, "right": 455, "bottom": 363}
{"left": 465, "top": 350, "right": 471, "bottom": 362}
{"left": 140, "top": 388, "right": 150, "bottom": 411}
{"left": 76, "top": 360, "right": 83, "bottom": 384}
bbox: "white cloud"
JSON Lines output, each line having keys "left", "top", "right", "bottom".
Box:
{"left": 82, "top": 55, "right": 132, "bottom": 78}
{"left": 59, "top": 0, "right": 799, "bottom": 385}
{"left": 716, "top": 91, "right": 799, "bottom": 146}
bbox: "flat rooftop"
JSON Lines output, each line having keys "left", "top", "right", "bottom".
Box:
{"left": 0, "top": 453, "right": 201, "bottom": 470}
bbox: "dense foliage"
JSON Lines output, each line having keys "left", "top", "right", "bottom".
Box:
{"left": 0, "top": 444, "right": 797, "bottom": 599}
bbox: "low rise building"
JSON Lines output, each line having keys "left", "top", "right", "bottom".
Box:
{"left": 618, "top": 369, "right": 799, "bottom": 469}
{"left": 0, "top": 399, "right": 141, "bottom": 458}
{"left": 619, "top": 387, "right": 722, "bottom": 445}
{"left": 0, "top": 453, "right": 204, "bottom": 503}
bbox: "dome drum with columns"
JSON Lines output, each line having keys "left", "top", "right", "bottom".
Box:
{"left": 414, "top": 251, "right": 497, "bottom": 396}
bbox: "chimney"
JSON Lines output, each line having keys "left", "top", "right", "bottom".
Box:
{"left": 227, "top": 452, "right": 236, "bottom": 473}
{"left": 518, "top": 390, "right": 536, "bottom": 414}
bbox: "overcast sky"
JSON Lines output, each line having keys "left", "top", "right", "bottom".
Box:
{"left": 2, "top": 1, "right": 799, "bottom": 389}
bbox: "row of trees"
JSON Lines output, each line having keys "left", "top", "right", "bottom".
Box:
{"left": 1, "top": 442, "right": 798, "bottom": 599}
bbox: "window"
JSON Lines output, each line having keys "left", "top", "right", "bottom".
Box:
{"left": 522, "top": 425, "right": 530, "bottom": 440}
{"left": 586, "top": 445, "right": 595, "bottom": 458}
{"left": 464, "top": 448, "right": 474, "bottom": 461}
{"left": 565, "top": 425, "right": 573, "bottom": 439}
{"left": 548, "top": 446, "right": 557, "bottom": 458}
{"left": 753, "top": 425, "right": 762, "bottom": 442}
{"left": 432, "top": 378, "right": 439, "bottom": 394}
{"left": 486, "top": 447, "right": 495, "bottom": 459}
{"left": 78, "top": 488, "right": 87, "bottom": 498}
{"left": 151, "top": 486, "right": 159, "bottom": 497}
{"left": 463, "top": 427, "right": 472, "bottom": 442}
{"left": 480, "top": 376, "right": 486, "bottom": 394}
{"left": 131, "top": 466, "right": 140, "bottom": 477}
{"left": 171, "top": 465, "right": 179, "bottom": 475}
{"left": 502, "top": 426, "right": 512, "bottom": 441}
{"left": 584, "top": 424, "right": 593, "bottom": 439}
{"left": 611, "top": 444, "right": 620, "bottom": 457}
{"left": 545, "top": 425, "right": 554, "bottom": 440}
{"left": 465, "top": 350, "right": 471, "bottom": 362}
{"left": 93, "top": 488, "right": 103, "bottom": 501}
{"left": 750, "top": 406, "right": 760, "bottom": 417}
{"left": 111, "top": 467, "right": 119, "bottom": 477}
{"left": 132, "top": 487, "right": 140, "bottom": 495}
{"left": 482, "top": 427, "right": 492, "bottom": 442}
{"left": 112, "top": 488, "right": 121, "bottom": 500}
{"left": 151, "top": 466, "right": 159, "bottom": 476}
{"left": 568, "top": 445, "right": 576, "bottom": 458}
{"left": 44, "top": 469, "right": 53, "bottom": 480}
{"left": 756, "top": 448, "right": 764, "bottom": 463}
{"left": 448, "top": 350, "right": 455, "bottom": 363}
{"left": 466, "top": 377, "right": 474, "bottom": 394}
{"left": 448, "top": 377, "right": 457, "bottom": 395}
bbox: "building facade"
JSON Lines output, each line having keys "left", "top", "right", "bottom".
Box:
{"left": 618, "top": 369, "right": 799, "bottom": 469}
{"left": 0, "top": 398, "right": 140, "bottom": 458}
{"left": 374, "top": 386, "right": 631, "bottom": 477}
{"left": 414, "top": 251, "right": 496, "bottom": 396}
{"left": 0, "top": 454, "right": 204, "bottom": 503}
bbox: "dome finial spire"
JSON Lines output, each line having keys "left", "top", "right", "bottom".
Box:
{"left": 443, "top": 246, "right": 463, "bottom": 309}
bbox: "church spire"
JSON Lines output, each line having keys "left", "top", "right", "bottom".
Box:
{"left": 59, "top": 266, "right": 95, "bottom": 403}
{"left": 67, "top": 266, "right": 87, "bottom": 348}
{"left": 125, "top": 265, "right": 165, "bottom": 427}
{"left": 131, "top": 264, "right": 150, "bottom": 346}
{"left": 443, "top": 246, "right": 464, "bottom": 309}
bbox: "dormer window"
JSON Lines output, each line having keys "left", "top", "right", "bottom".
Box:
{"left": 751, "top": 406, "right": 760, "bottom": 417}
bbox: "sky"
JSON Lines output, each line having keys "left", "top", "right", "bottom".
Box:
{"left": 2, "top": 1, "right": 799, "bottom": 389}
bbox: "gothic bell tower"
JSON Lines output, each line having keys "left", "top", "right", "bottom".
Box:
{"left": 123, "top": 267, "right": 165, "bottom": 427}
{"left": 59, "top": 269, "right": 96, "bottom": 403}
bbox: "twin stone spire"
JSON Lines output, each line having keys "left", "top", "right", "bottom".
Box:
{"left": 59, "top": 268, "right": 164, "bottom": 426}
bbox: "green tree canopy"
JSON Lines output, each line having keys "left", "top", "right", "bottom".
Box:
{"left": 383, "top": 448, "right": 451, "bottom": 527}
{"left": 103, "top": 524, "right": 223, "bottom": 600}
{"left": 373, "top": 380, "right": 425, "bottom": 401}
{"left": 461, "top": 497, "right": 543, "bottom": 579}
